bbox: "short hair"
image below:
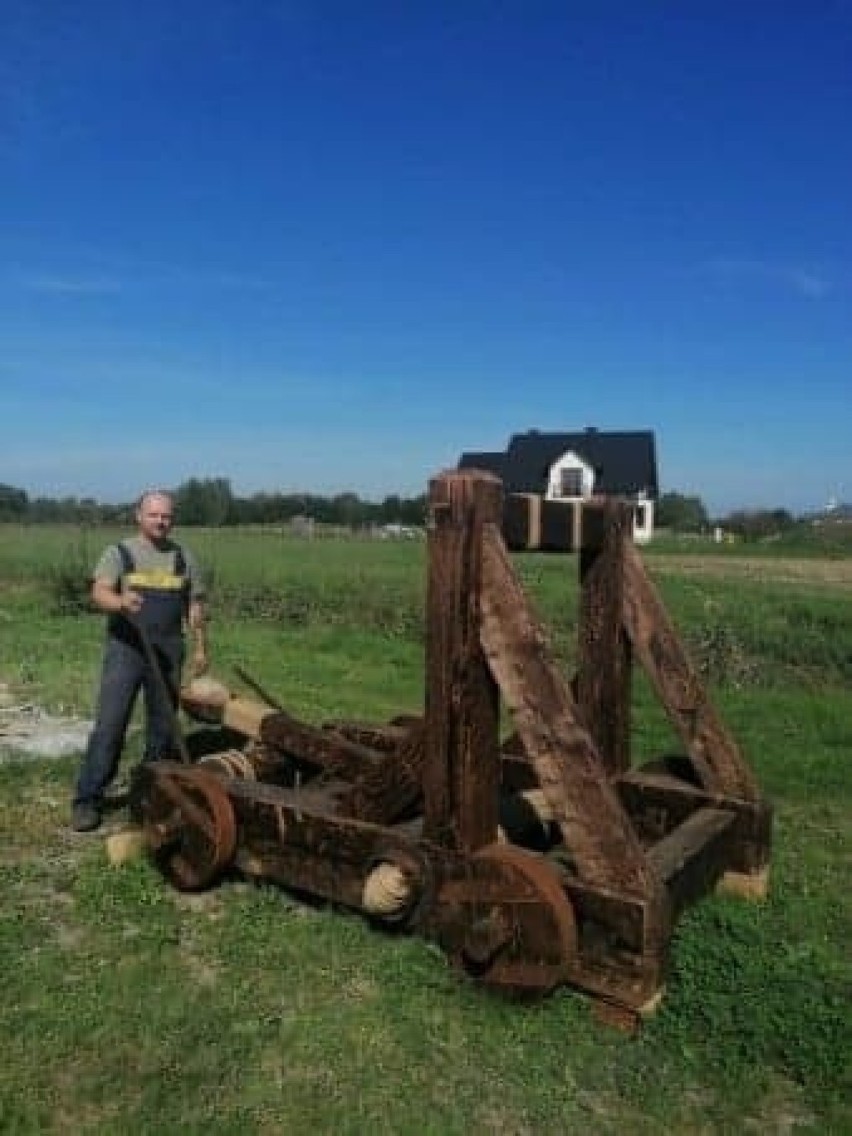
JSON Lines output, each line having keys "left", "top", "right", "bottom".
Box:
{"left": 136, "top": 489, "right": 175, "bottom": 511}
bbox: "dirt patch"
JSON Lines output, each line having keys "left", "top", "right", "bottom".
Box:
{"left": 0, "top": 683, "right": 92, "bottom": 761}
{"left": 645, "top": 554, "right": 852, "bottom": 592}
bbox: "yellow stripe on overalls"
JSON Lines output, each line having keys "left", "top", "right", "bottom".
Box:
{"left": 125, "top": 571, "right": 186, "bottom": 590}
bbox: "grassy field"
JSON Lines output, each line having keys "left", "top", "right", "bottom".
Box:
{"left": 0, "top": 527, "right": 850, "bottom": 1133}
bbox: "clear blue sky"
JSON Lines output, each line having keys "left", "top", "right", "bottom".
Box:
{"left": 2, "top": 1, "right": 850, "bottom": 515}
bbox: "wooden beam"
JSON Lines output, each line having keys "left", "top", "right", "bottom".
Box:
{"left": 480, "top": 523, "right": 651, "bottom": 898}
{"left": 259, "top": 709, "right": 386, "bottom": 779}
{"left": 423, "top": 470, "right": 502, "bottom": 852}
{"left": 622, "top": 541, "right": 759, "bottom": 800}
{"left": 577, "top": 500, "right": 632, "bottom": 775}
{"left": 648, "top": 807, "right": 736, "bottom": 919}
{"left": 341, "top": 722, "right": 427, "bottom": 824}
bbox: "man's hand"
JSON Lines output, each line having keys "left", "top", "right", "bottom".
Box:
{"left": 189, "top": 647, "right": 209, "bottom": 677}
{"left": 120, "top": 589, "right": 144, "bottom": 616}
{"left": 92, "top": 577, "right": 143, "bottom": 617}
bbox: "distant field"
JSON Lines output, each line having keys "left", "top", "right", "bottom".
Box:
{"left": 646, "top": 552, "right": 852, "bottom": 592}
{"left": 0, "top": 525, "right": 850, "bottom": 1132}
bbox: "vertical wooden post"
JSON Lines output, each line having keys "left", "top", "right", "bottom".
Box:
{"left": 423, "top": 469, "right": 502, "bottom": 851}
{"left": 577, "top": 499, "right": 632, "bottom": 776}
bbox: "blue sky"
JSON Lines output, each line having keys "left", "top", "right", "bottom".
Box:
{"left": 2, "top": 1, "right": 850, "bottom": 515}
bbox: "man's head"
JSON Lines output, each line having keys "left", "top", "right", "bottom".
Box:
{"left": 136, "top": 490, "right": 175, "bottom": 545}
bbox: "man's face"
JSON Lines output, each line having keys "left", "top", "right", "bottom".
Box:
{"left": 137, "top": 494, "right": 175, "bottom": 543}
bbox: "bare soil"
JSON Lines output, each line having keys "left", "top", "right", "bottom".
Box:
{"left": 645, "top": 554, "right": 852, "bottom": 592}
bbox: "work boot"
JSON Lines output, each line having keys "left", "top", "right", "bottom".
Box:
{"left": 71, "top": 800, "right": 102, "bottom": 833}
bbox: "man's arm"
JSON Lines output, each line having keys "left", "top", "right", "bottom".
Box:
{"left": 91, "top": 576, "right": 142, "bottom": 617}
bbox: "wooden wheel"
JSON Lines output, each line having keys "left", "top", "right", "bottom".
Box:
{"left": 440, "top": 843, "right": 577, "bottom": 995}
{"left": 140, "top": 763, "right": 237, "bottom": 891}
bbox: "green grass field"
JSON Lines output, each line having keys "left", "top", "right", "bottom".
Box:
{"left": 0, "top": 527, "right": 850, "bottom": 1133}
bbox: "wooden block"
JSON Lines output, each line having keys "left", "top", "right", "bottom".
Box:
{"left": 716, "top": 865, "right": 770, "bottom": 901}
{"left": 106, "top": 827, "right": 146, "bottom": 865}
{"left": 222, "top": 696, "right": 276, "bottom": 739}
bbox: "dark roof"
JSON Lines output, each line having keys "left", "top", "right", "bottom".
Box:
{"left": 457, "top": 451, "right": 507, "bottom": 480}
{"left": 459, "top": 429, "right": 658, "bottom": 498}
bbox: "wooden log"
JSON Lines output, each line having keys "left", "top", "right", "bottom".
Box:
{"left": 341, "top": 721, "right": 427, "bottom": 824}
{"left": 621, "top": 541, "right": 759, "bottom": 800}
{"left": 480, "top": 523, "right": 652, "bottom": 898}
{"left": 577, "top": 500, "right": 632, "bottom": 775}
{"left": 423, "top": 470, "right": 502, "bottom": 852}
{"left": 259, "top": 709, "right": 386, "bottom": 779}
{"left": 323, "top": 721, "right": 413, "bottom": 753}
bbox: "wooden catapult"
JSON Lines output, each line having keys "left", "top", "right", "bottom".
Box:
{"left": 131, "top": 469, "right": 772, "bottom": 1025}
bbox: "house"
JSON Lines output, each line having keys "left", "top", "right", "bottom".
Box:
{"left": 458, "top": 427, "right": 659, "bottom": 546}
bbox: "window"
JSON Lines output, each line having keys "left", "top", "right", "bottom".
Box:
{"left": 559, "top": 467, "right": 584, "bottom": 497}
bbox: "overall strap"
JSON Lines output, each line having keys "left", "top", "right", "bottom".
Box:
{"left": 116, "top": 541, "right": 135, "bottom": 578}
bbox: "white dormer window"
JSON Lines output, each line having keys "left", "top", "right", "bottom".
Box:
{"left": 546, "top": 450, "right": 594, "bottom": 500}
{"left": 559, "top": 468, "right": 584, "bottom": 497}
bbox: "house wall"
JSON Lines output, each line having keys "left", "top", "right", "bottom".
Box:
{"left": 545, "top": 451, "right": 655, "bottom": 544}
{"left": 632, "top": 496, "right": 654, "bottom": 544}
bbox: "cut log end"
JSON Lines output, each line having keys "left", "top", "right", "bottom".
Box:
{"left": 716, "top": 865, "right": 770, "bottom": 901}
{"left": 105, "top": 827, "right": 146, "bottom": 866}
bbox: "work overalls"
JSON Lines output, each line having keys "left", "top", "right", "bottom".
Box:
{"left": 74, "top": 543, "right": 189, "bottom": 807}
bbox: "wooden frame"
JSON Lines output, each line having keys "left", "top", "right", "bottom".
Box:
{"left": 133, "top": 469, "right": 772, "bottom": 1024}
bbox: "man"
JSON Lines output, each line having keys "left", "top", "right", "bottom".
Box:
{"left": 71, "top": 489, "right": 208, "bottom": 832}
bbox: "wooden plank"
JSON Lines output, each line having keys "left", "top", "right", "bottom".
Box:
{"left": 577, "top": 500, "right": 632, "bottom": 775}
{"left": 480, "top": 523, "right": 651, "bottom": 898}
{"left": 649, "top": 807, "right": 736, "bottom": 917}
{"left": 622, "top": 541, "right": 759, "bottom": 800}
{"left": 617, "top": 767, "right": 772, "bottom": 875}
{"left": 423, "top": 470, "right": 502, "bottom": 852}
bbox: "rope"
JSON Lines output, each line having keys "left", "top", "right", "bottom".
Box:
{"left": 199, "top": 749, "right": 257, "bottom": 780}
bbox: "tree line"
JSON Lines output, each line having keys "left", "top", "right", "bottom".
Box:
{"left": 0, "top": 478, "right": 427, "bottom": 528}
{"left": 0, "top": 479, "right": 835, "bottom": 538}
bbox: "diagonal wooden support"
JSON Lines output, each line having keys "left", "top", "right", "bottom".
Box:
{"left": 480, "top": 523, "right": 651, "bottom": 898}
{"left": 621, "top": 541, "right": 759, "bottom": 801}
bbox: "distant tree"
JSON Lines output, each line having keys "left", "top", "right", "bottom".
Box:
{"left": 656, "top": 491, "right": 709, "bottom": 533}
{"left": 0, "top": 484, "right": 29, "bottom": 521}
{"left": 398, "top": 494, "right": 426, "bottom": 526}
{"left": 721, "top": 508, "right": 796, "bottom": 540}
{"left": 174, "top": 477, "right": 234, "bottom": 525}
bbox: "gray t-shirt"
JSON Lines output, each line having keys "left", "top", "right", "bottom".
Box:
{"left": 93, "top": 537, "right": 206, "bottom": 602}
